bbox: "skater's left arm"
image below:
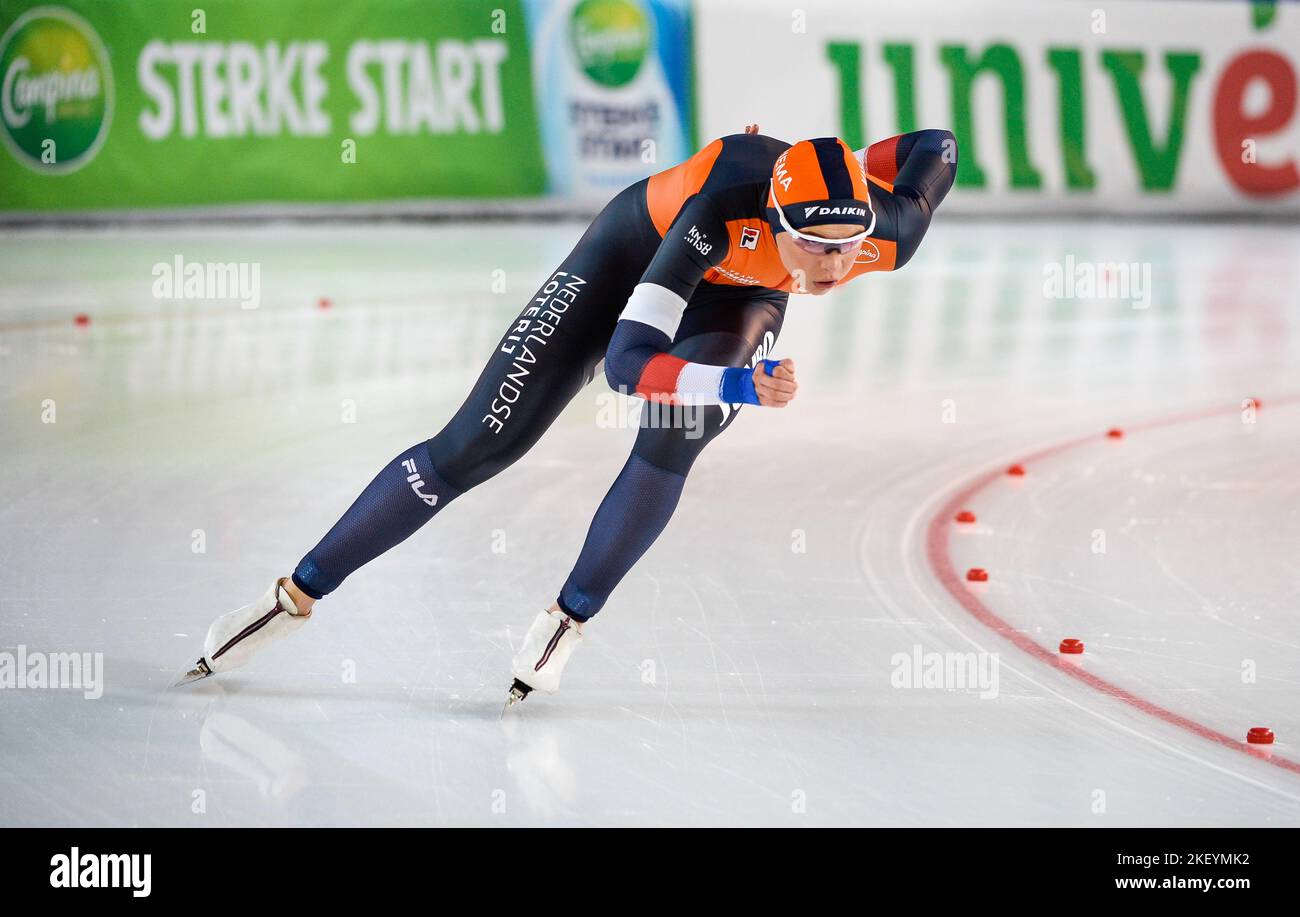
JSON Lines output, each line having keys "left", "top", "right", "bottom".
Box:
{"left": 858, "top": 129, "right": 958, "bottom": 268}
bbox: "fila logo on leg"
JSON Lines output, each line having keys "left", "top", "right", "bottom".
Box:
{"left": 402, "top": 459, "right": 439, "bottom": 507}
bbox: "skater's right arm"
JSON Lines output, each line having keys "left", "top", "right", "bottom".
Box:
{"left": 605, "top": 195, "right": 786, "bottom": 406}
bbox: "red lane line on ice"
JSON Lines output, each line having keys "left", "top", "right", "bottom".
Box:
{"left": 925, "top": 395, "right": 1300, "bottom": 777}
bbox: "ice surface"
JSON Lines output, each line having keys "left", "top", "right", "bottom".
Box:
{"left": 0, "top": 218, "right": 1296, "bottom": 825}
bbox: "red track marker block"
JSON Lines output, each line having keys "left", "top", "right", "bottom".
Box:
{"left": 955, "top": 511, "right": 977, "bottom": 524}
{"left": 1006, "top": 464, "right": 1025, "bottom": 476}
{"left": 1247, "top": 727, "right": 1275, "bottom": 745}
{"left": 73, "top": 313, "right": 90, "bottom": 327}
{"left": 1059, "top": 638, "right": 1085, "bottom": 654}
{"left": 1106, "top": 428, "right": 1123, "bottom": 439}
{"left": 965, "top": 568, "right": 988, "bottom": 583}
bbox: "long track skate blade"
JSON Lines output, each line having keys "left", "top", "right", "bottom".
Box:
{"left": 500, "top": 679, "right": 532, "bottom": 717}
{"left": 173, "top": 658, "right": 213, "bottom": 688}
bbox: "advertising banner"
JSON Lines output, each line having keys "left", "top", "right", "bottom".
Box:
{"left": 0, "top": 0, "right": 547, "bottom": 211}
{"left": 5, "top": 0, "right": 1296, "bottom": 217}
{"left": 694, "top": 0, "right": 1300, "bottom": 215}
{"left": 523, "top": 0, "right": 694, "bottom": 202}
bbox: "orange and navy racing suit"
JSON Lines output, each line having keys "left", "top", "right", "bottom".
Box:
{"left": 291, "top": 130, "right": 957, "bottom": 621}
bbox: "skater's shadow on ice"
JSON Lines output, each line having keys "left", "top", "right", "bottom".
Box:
{"left": 196, "top": 680, "right": 435, "bottom": 704}
{"left": 168, "top": 683, "right": 436, "bottom": 820}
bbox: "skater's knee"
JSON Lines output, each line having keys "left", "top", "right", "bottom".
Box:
{"left": 630, "top": 405, "right": 725, "bottom": 476}
{"left": 424, "top": 434, "right": 477, "bottom": 493}
{"left": 424, "top": 424, "right": 523, "bottom": 493}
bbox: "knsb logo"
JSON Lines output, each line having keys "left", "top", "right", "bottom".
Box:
{"left": 0, "top": 6, "right": 113, "bottom": 174}
{"left": 570, "top": 0, "right": 650, "bottom": 88}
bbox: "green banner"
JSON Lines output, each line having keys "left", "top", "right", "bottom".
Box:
{"left": 0, "top": 0, "right": 546, "bottom": 210}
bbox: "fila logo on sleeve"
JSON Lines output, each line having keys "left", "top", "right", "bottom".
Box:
{"left": 739, "top": 226, "right": 760, "bottom": 250}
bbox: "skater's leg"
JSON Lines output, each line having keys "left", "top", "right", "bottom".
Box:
{"left": 507, "top": 294, "right": 785, "bottom": 700}
{"left": 552, "top": 451, "right": 684, "bottom": 624}
{"left": 182, "top": 182, "right": 665, "bottom": 684}
{"left": 289, "top": 181, "right": 660, "bottom": 605}
{"left": 554, "top": 294, "right": 787, "bottom": 622}
{"left": 288, "top": 442, "right": 462, "bottom": 604}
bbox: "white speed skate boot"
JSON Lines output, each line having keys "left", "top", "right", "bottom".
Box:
{"left": 175, "top": 577, "right": 310, "bottom": 686}
{"left": 504, "top": 609, "right": 584, "bottom": 711}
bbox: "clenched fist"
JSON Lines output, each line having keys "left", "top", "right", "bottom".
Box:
{"left": 754, "top": 358, "right": 797, "bottom": 407}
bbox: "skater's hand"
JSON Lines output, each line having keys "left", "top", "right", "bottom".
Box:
{"left": 754, "top": 358, "right": 797, "bottom": 407}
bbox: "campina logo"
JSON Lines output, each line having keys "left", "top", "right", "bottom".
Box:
{"left": 569, "top": 0, "right": 650, "bottom": 88}
{"left": 0, "top": 5, "right": 113, "bottom": 174}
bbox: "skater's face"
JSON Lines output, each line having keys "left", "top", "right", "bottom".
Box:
{"left": 776, "top": 223, "right": 864, "bottom": 295}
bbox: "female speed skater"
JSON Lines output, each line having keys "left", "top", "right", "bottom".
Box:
{"left": 178, "top": 123, "right": 958, "bottom": 709}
